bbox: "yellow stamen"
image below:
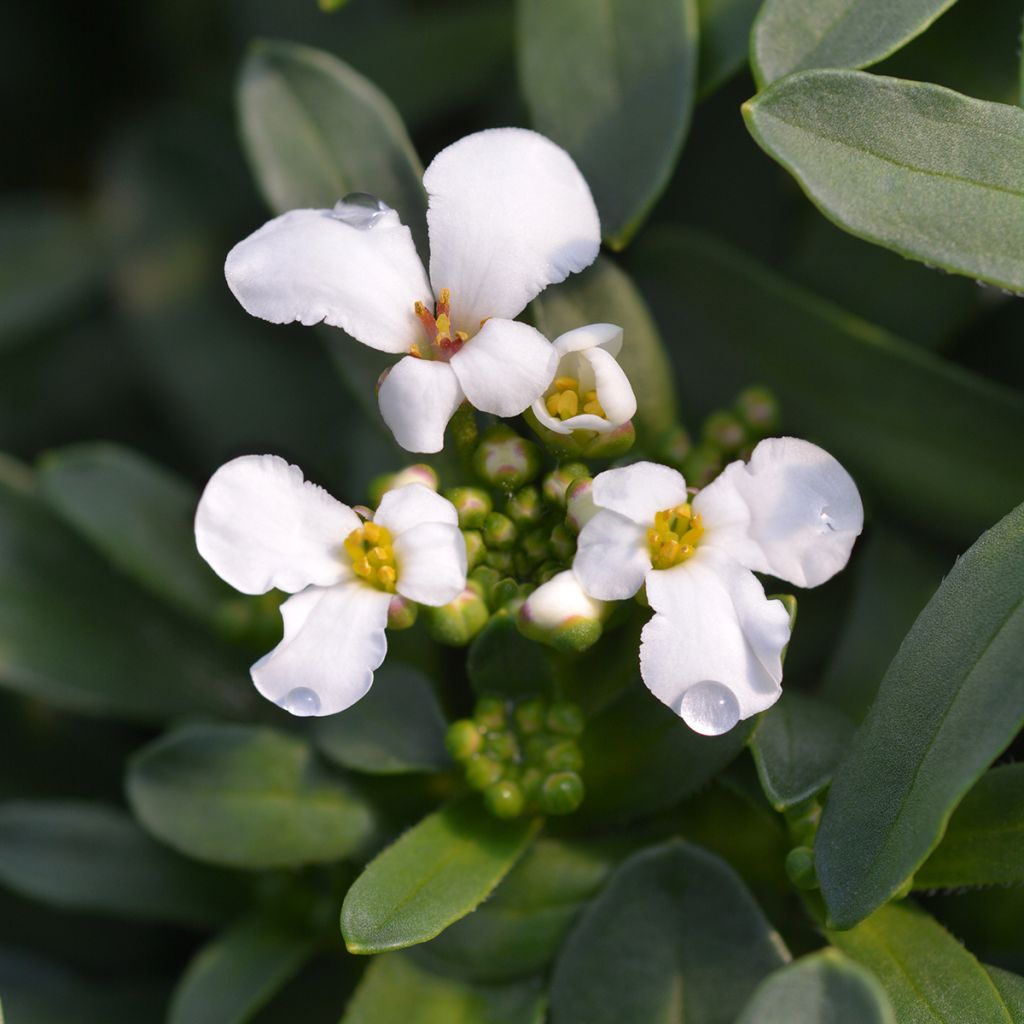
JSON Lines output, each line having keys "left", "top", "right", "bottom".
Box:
{"left": 554, "top": 376, "right": 579, "bottom": 392}
{"left": 648, "top": 504, "right": 704, "bottom": 570}
{"left": 555, "top": 390, "right": 579, "bottom": 419}
{"left": 543, "top": 376, "right": 608, "bottom": 423}
{"left": 344, "top": 522, "right": 398, "bottom": 592}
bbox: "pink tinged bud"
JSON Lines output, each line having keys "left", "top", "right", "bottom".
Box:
{"left": 473, "top": 425, "right": 541, "bottom": 490}
{"left": 517, "top": 570, "right": 605, "bottom": 653}
{"left": 387, "top": 594, "right": 418, "bottom": 631}
{"left": 425, "top": 586, "right": 489, "bottom": 646}
{"left": 565, "top": 477, "right": 596, "bottom": 533}
{"left": 369, "top": 464, "right": 439, "bottom": 505}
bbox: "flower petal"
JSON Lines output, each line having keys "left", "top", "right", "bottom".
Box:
{"left": 225, "top": 207, "right": 431, "bottom": 354}
{"left": 553, "top": 323, "right": 623, "bottom": 359}
{"left": 377, "top": 356, "right": 465, "bottom": 454}
{"left": 450, "top": 319, "right": 558, "bottom": 417}
{"left": 251, "top": 581, "right": 391, "bottom": 717}
{"left": 581, "top": 346, "right": 637, "bottom": 425}
{"left": 424, "top": 128, "right": 601, "bottom": 329}
{"left": 591, "top": 462, "right": 688, "bottom": 526}
{"left": 520, "top": 570, "right": 605, "bottom": 630}
{"left": 641, "top": 548, "right": 792, "bottom": 731}
{"left": 374, "top": 482, "right": 458, "bottom": 536}
{"left": 695, "top": 437, "right": 864, "bottom": 588}
{"left": 393, "top": 522, "right": 468, "bottom": 606}
{"left": 195, "top": 455, "right": 356, "bottom": 595}
{"left": 573, "top": 509, "right": 650, "bottom": 601}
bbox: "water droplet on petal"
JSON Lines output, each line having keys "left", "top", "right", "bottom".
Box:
{"left": 278, "top": 686, "right": 321, "bottom": 717}
{"left": 332, "top": 192, "right": 392, "bottom": 230}
{"left": 678, "top": 681, "right": 740, "bottom": 736}
{"left": 819, "top": 505, "right": 835, "bottom": 531}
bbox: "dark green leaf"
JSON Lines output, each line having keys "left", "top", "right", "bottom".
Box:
{"left": 750, "top": 693, "right": 855, "bottom": 811}
{"left": 751, "top": 0, "right": 958, "bottom": 86}
{"left": 988, "top": 967, "right": 1024, "bottom": 1023}
{"left": 467, "top": 614, "right": 555, "bottom": 700}
{"left": 38, "top": 443, "right": 229, "bottom": 624}
{"left": 817, "top": 501, "right": 1024, "bottom": 927}
{"left": 736, "top": 949, "right": 895, "bottom": 1023}
{"left": 169, "top": 914, "right": 313, "bottom": 1024}
{"left": 743, "top": 71, "right": 1024, "bottom": 292}
{"left": 341, "top": 797, "right": 540, "bottom": 954}
{"left": 697, "top": 0, "right": 761, "bottom": 97}
{"left": 341, "top": 952, "right": 544, "bottom": 1024}
{"left": 632, "top": 227, "right": 1024, "bottom": 544}
{"left": 828, "top": 902, "right": 1016, "bottom": 1023}
{"left": 312, "top": 663, "right": 449, "bottom": 775}
{"left": 0, "top": 802, "right": 243, "bottom": 928}
{"left": 127, "top": 723, "right": 376, "bottom": 869}
{"left": 550, "top": 840, "right": 788, "bottom": 1023}
{"left": 517, "top": 0, "right": 698, "bottom": 248}
{"left": 915, "top": 764, "right": 1024, "bottom": 890}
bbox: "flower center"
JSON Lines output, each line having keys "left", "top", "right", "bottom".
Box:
{"left": 344, "top": 521, "right": 398, "bottom": 592}
{"left": 648, "top": 503, "right": 704, "bottom": 570}
{"left": 413, "top": 287, "right": 469, "bottom": 360}
{"left": 544, "top": 376, "right": 606, "bottom": 421}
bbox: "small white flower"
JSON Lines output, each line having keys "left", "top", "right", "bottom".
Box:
{"left": 531, "top": 324, "right": 636, "bottom": 436}
{"left": 225, "top": 129, "right": 601, "bottom": 454}
{"left": 195, "top": 455, "right": 466, "bottom": 716}
{"left": 572, "top": 438, "right": 863, "bottom": 735}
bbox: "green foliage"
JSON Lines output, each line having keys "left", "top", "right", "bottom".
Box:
{"left": 696, "top": 0, "right": 761, "bottom": 96}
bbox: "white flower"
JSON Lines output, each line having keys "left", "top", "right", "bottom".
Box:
{"left": 572, "top": 438, "right": 863, "bottom": 735}
{"left": 225, "top": 129, "right": 601, "bottom": 454}
{"left": 195, "top": 455, "right": 466, "bottom": 716}
{"left": 531, "top": 324, "right": 636, "bottom": 435}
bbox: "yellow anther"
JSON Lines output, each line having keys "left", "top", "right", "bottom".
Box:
{"left": 344, "top": 522, "right": 398, "bottom": 592}
{"left": 363, "top": 521, "right": 382, "bottom": 544}
{"left": 555, "top": 390, "right": 579, "bottom": 419}
{"left": 546, "top": 392, "right": 563, "bottom": 417}
{"left": 648, "top": 505, "right": 704, "bottom": 570}
{"left": 435, "top": 313, "right": 452, "bottom": 339}
{"left": 554, "top": 376, "right": 579, "bottom": 392}
{"left": 377, "top": 565, "right": 397, "bottom": 589}
{"left": 583, "top": 399, "right": 606, "bottom": 417}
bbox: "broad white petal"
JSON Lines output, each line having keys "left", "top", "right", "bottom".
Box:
{"left": 394, "top": 522, "right": 467, "bottom": 606}
{"left": 592, "top": 462, "right": 688, "bottom": 526}
{"left": 641, "top": 548, "right": 792, "bottom": 731}
{"left": 251, "top": 581, "right": 390, "bottom": 717}
{"left": 195, "top": 455, "right": 356, "bottom": 595}
{"left": 581, "top": 346, "right": 636, "bottom": 425}
{"left": 424, "top": 128, "right": 600, "bottom": 329}
{"left": 553, "top": 323, "right": 623, "bottom": 358}
{"left": 225, "top": 207, "right": 431, "bottom": 354}
{"left": 377, "top": 356, "right": 464, "bottom": 454}
{"left": 450, "top": 319, "right": 558, "bottom": 417}
{"left": 374, "top": 482, "right": 458, "bottom": 537}
{"left": 573, "top": 509, "right": 650, "bottom": 601}
{"left": 695, "top": 437, "right": 864, "bottom": 588}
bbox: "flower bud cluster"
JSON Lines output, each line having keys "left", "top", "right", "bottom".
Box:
{"left": 445, "top": 694, "right": 586, "bottom": 819}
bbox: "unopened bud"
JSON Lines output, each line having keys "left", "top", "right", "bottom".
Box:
{"left": 735, "top": 386, "right": 779, "bottom": 437}
{"left": 465, "top": 754, "right": 503, "bottom": 791}
{"left": 784, "top": 846, "right": 818, "bottom": 890}
{"left": 485, "top": 731, "right": 520, "bottom": 762}
{"left": 484, "top": 549, "right": 514, "bottom": 574}
{"left": 473, "top": 426, "right": 541, "bottom": 490}
{"left": 483, "top": 512, "right": 517, "bottom": 550}
{"left": 369, "top": 464, "right": 438, "bottom": 505}
{"left": 506, "top": 485, "right": 543, "bottom": 526}
{"left": 682, "top": 442, "right": 724, "bottom": 488}
{"left": 386, "top": 594, "right": 418, "bottom": 631}
{"left": 549, "top": 523, "right": 575, "bottom": 563}
{"left": 546, "top": 701, "right": 584, "bottom": 737}
{"left": 463, "top": 529, "right": 486, "bottom": 570}
{"left": 544, "top": 739, "right": 584, "bottom": 773}
{"left": 656, "top": 424, "right": 693, "bottom": 466}
{"left": 702, "top": 411, "right": 746, "bottom": 453}
{"left": 520, "top": 528, "right": 551, "bottom": 567}
{"left": 445, "top": 719, "right": 483, "bottom": 761}
{"left": 445, "top": 486, "right": 492, "bottom": 529}
{"left": 513, "top": 697, "right": 547, "bottom": 735}
{"left": 518, "top": 570, "right": 605, "bottom": 653}
{"left": 485, "top": 779, "right": 525, "bottom": 819}
{"left": 425, "top": 587, "right": 489, "bottom": 646}
{"left": 474, "top": 696, "right": 507, "bottom": 732}
{"left": 489, "top": 576, "right": 520, "bottom": 610}
{"left": 578, "top": 420, "right": 635, "bottom": 459}
{"left": 542, "top": 463, "right": 589, "bottom": 505}
{"left": 564, "top": 478, "right": 596, "bottom": 533}
{"left": 540, "top": 771, "right": 584, "bottom": 815}
{"left": 469, "top": 566, "right": 500, "bottom": 602}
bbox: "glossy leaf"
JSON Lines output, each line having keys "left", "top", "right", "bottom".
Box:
{"left": 697, "top": 0, "right": 761, "bottom": 97}
{"left": 828, "top": 902, "right": 1016, "bottom": 1023}
{"left": 341, "top": 952, "right": 544, "bottom": 1024}
{"left": 550, "top": 840, "right": 788, "bottom": 1023}
{"left": 312, "top": 664, "right": 449, "bottom": 775}
{"left": 531, "top": 255, "right": 679, "bottom": 449}
{"left": 127, "top": 724, "right": 376, "bottom": 869}
{"left": 0, "top": 802, "right": 243, "bottom": 928}
{"left": 915, "top": 764, "right": 1024, "bottom": 889}
{"left": 750, "top": 693, "right": 855, "bottom": 811}
{"left": 817, "top": 501, "right": 1024, "bottom": 928}
{"left": 341, "top": 797, "right": 540, "bottom": 954}
{"left": 752, "top": 0, "right": 958, "bottom": 86}
{"left": 736, "top": 949, "right": 895, "bottom": 1024}
{"left": 517, "top": 0, "right": 698, "bottom": 248}
{"left": 38, "top": 443, "right": 229, "bottom": 624}
{"left": 632, "top": 228, "right": 1024, "bottom": 545}
{"left": 743, "top": 71, "right": 1024, "bottom": 292}
{"left": 169, "top": 915, "right": 313, "bottom": 1024}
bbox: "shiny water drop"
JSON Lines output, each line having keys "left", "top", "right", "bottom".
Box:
{"left": 331, "top": 192, "right": 391, "bottom": 230}
{"left": 278, "top": 686, "right": 321, "bottom": 717}
{"left": 818, "top": 505, "right": 835, "bottom": 532}
{"left": 678, "top": 681, "right": 740, "bottom": 736}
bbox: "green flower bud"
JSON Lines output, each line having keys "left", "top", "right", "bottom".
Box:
{"left": 578, "top": 420, "right": 636, "bottom": 459}
{"left": 473, "top": 425, "right": 541, "bottom": 490}
{"left": 469, "top": 566, "right": 501, "bottom": 603}
{"left": 549, "top": 523, "right": 575, "bottom": 563}
{"left": 546, "top": 701, "right": 585, "bottom": 737}
{"left": 369, "top": 464, "right": 439, "bottom": 505}
{"left": 735, "top": 386, "right": 779, "bottom": 437}
{"left": 564, "top": 477, "right": 596, "bottom": 533}
{"left": 535, "top": 560, "right": 564, "bottom": 585}
{"left": 518, "top": 570, "right": 605, "bottom": 653}
{"left": 445, "top": 719, "right": 483, "bottom": 761}
{"left": 484, "top": 549, "right": 514, "bottom": 574}
{"left": 445, "top": 486, "right": 492, "bottom": 529}
{"left": 513, "top": 697, "right": 547, "bottom": 735}
{"left": 484, "top": 780, "right": 525, "bottom": 819}
{"left": 520, "top": 767, "right": 545, "bottom": 800}
{"left": 386, "top": 594, "right": 418, "bottom": 631}
{"left": 474, "top": 696, "right": 507, "bottom": 732}
{"left": 540, "top": 771, "right": 585, "bottom": 815}
{"left": 542, "top": 462, "right": 590, "bottom": 505}
{"left": 682, "top": 441, "right": 724, "bottom": 488}
{"left": 463, "top": 529, "right": 486, "bottom": 570}
{"left": 425, "top": 587, "right": 489, "bottom": 646}
{"left": 784, "top": 846, "right": 818, "bottom": 890}
{"left": 544, "top": 739, "right": 584, "bottom": 773}
{"left": 489, "top": 576, "right": 520, "bottom": 610}
{"left": 485, "top": 731, "right": 520, "bottom": 762}
{"left": 506, "top": 485, "right": 543, "bottom": 526}
{"left": 656, "top": 424, "right": 693, "bottom": 466}
{"left": 524, "top": 733, "right": 554, "bottom": 766}
{"left": 465, "top": 754, "right": 503, "bottom": 791}
{"left": 702, "top": 410, "right": 747, "bottom": 453}
{"left": 521, "top": 528, "right": 551, "bottom": 564}
{"left": 483, "top": 512, "right": 517, "bottom": 550}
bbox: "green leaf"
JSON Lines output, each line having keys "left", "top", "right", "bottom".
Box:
{"left": 517, "top": 0, "right": 698, "bottom": 248}
{"left": 736, "top": 949, "right": 895, "bottom": 1024}
{"left": 550, "top": 839, "right": 788, "bottom": 1023}
{"left": 816, "top": 500, "right": 1024, "bottom": 928}
{"left": 467, "top": 614, "right": 555, "bottom": 700}
{"left": 38, "top": 443, "right": 229, "bottom": 624}
{"left": 0, "top": 801, "right": 244, "bottom": 928}
{"left": 127, "top": 723, "right": 376, "bottom": 869}
{"left": 750, "top": 693, "right": 855, "bottom": 811}
{"left": 169, "top": 914, "right": 313, "bottom": 1024}
{"left": 828, "top": 902, "right": 1016, "bottom": 1023}
{"left": 531, "top": 255, "right": 679, "bottom": 449}
{"left": 341, "top": 952, "right": 544, "bottom": 1024}
{"left": 696, "top": 0, "right": 761, "bottom": 97}
{"left": 751, "top": 0, "right": 958, "bottom": 86}
{"left": 743, "top": 70, "right": 1024, "bottom": 292}
{"left": 988, "top": 967, "right": 1024, "bottom": 1023}
{"left": 914, "top": 764, "right": 1024, "bottom": 889}
{"left": 632, "top": 227, "right": 1024, "bottom": 545}
{"left": 238, "top": 39, "right": 426, "bottom": 245}
{"left": 341, "top": 797, "right": 541, "bottom": 954}
{"left": 311, "top": 663, "right": 450, "bottom": 775}
{"left": 0, "top": 471, "right": 251, "bottom": 722}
